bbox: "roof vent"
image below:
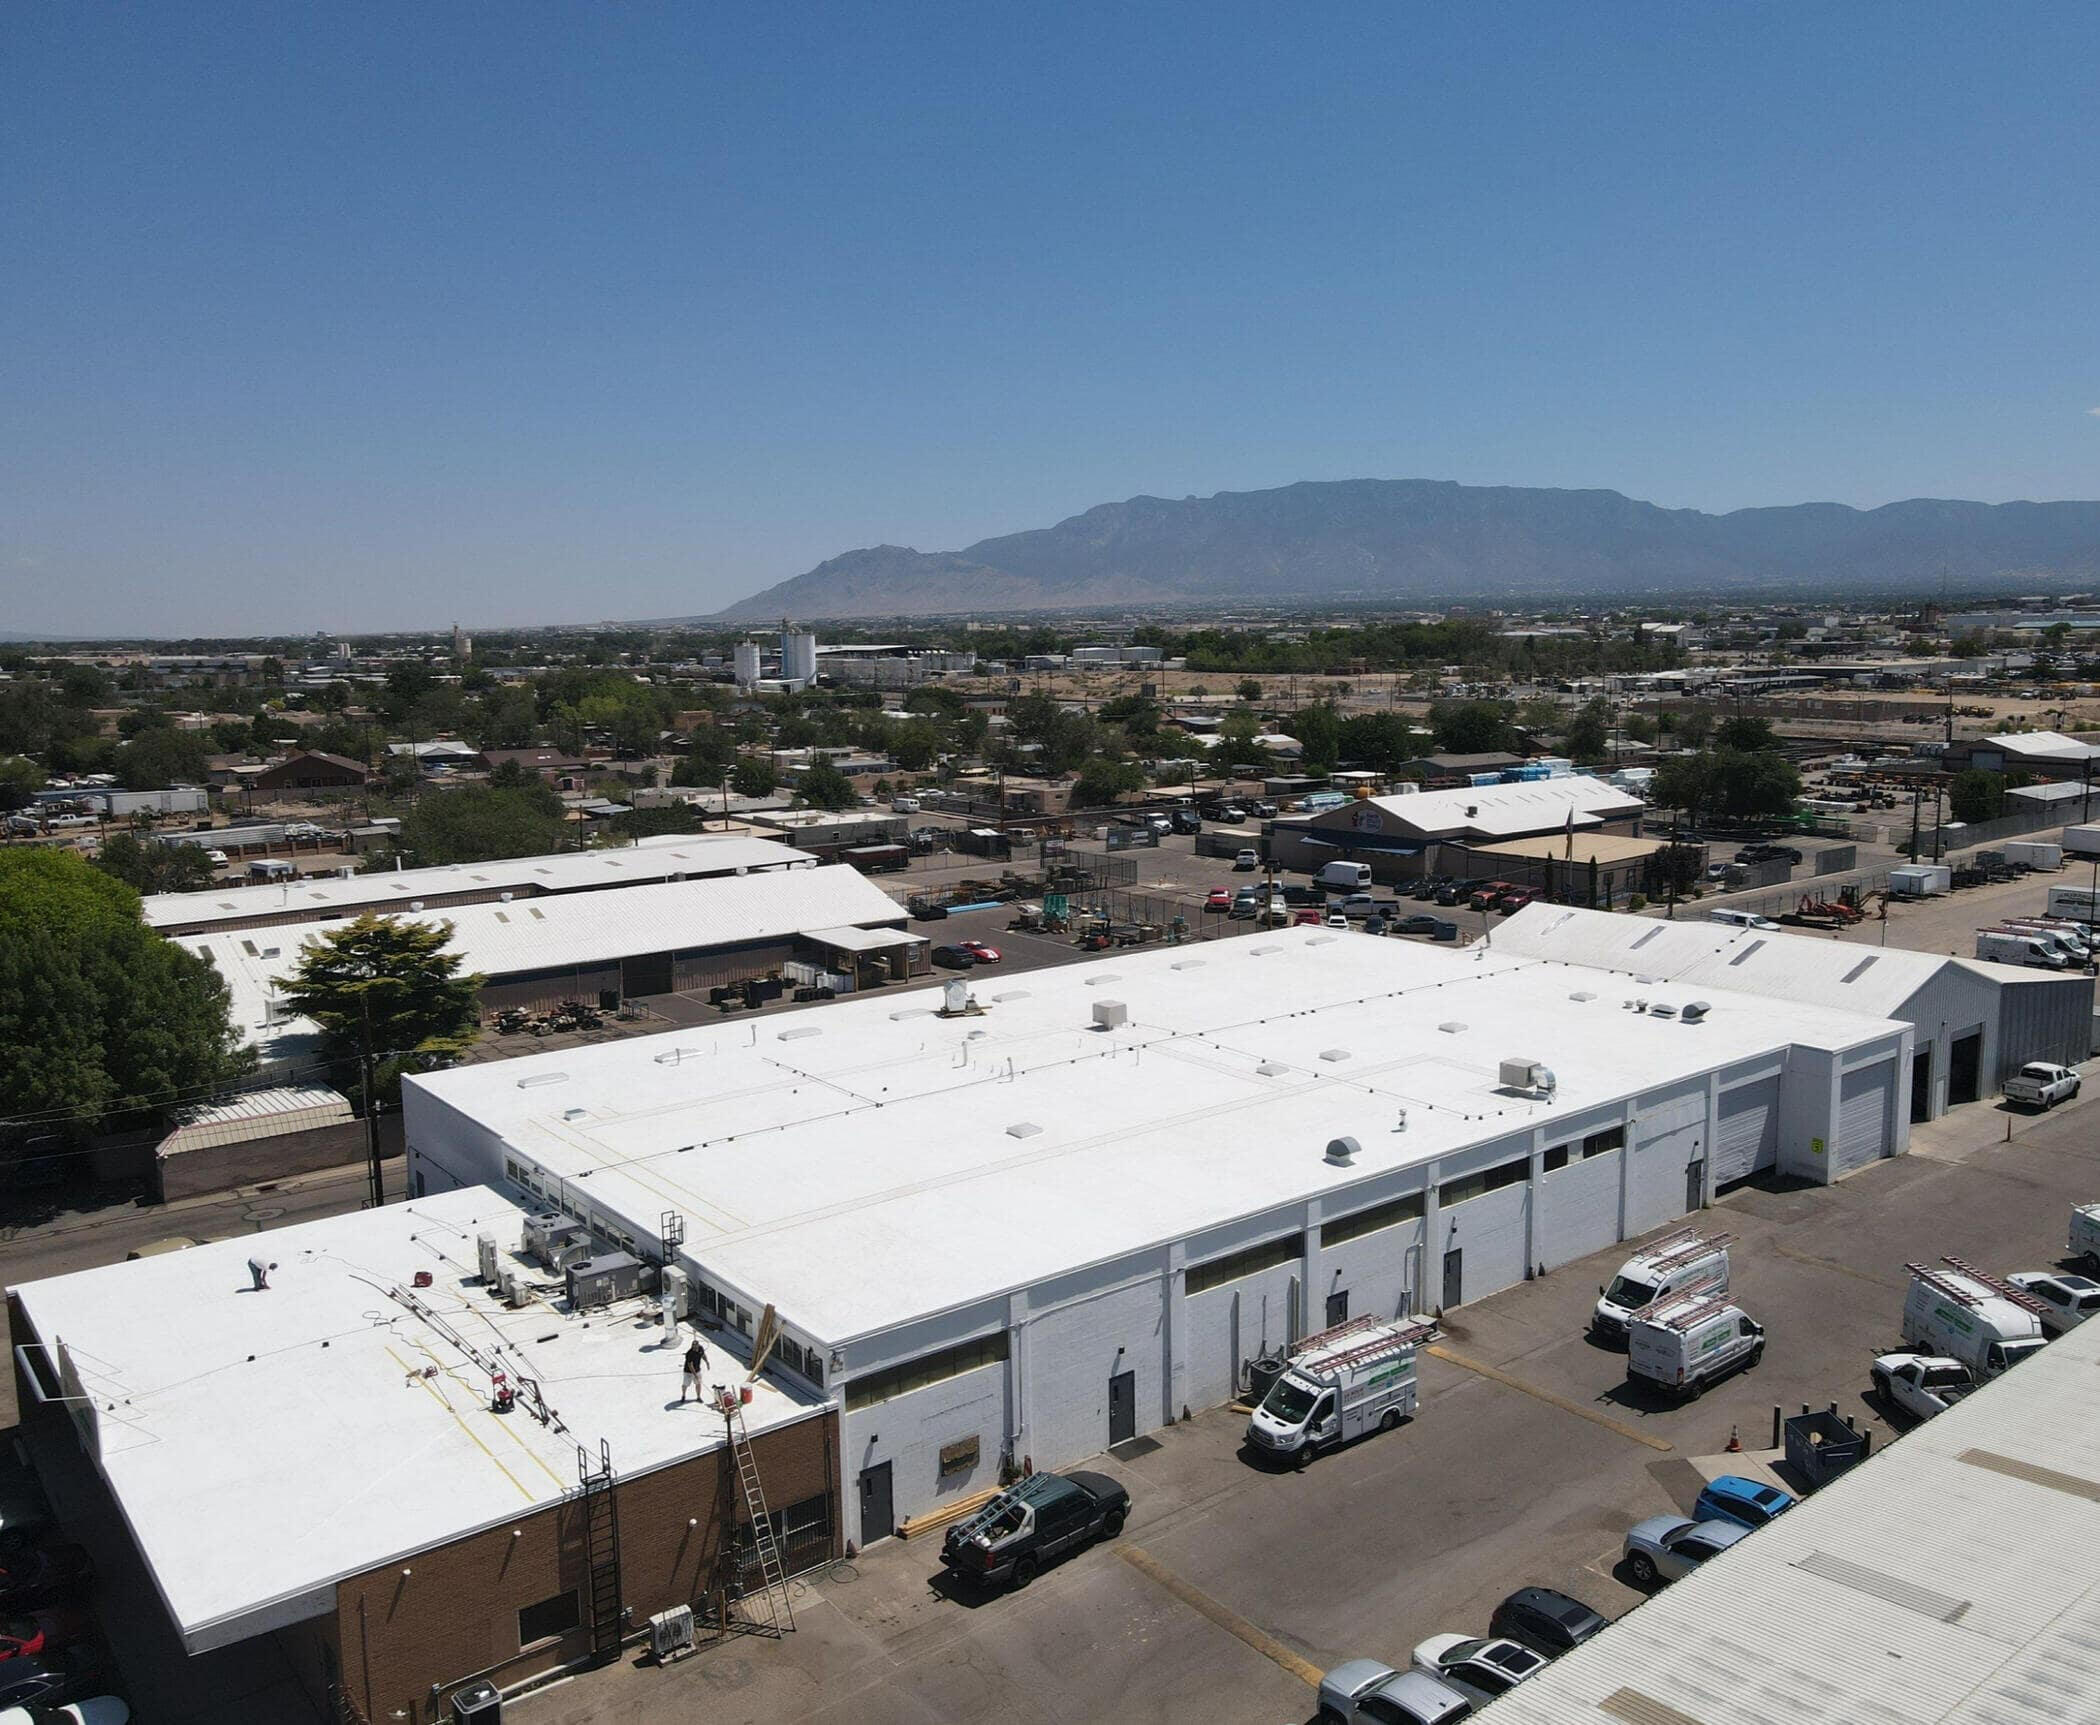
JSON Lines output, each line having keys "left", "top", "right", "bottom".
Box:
{"left": 516, "top": 1072, "right": 568, "bottom": 1089}
{"left": 1005, "top": 1122, "right": 1043, "bottom": 1140}
{"left": 776, "top": 1026, "right": 821, "bottom": 1041}
{"left": 1438, "top": 1021, "right": 1466, "bottom": 1034}
{"left": 1084, "top": 973, "right": 1121, "bottom": 986}
{"left": 1171, "top": 960, "right": 1204, "bottom": 971}
{"left": 1250, "top": 944, "right": 1282, "bottom": 956}
{"left": 1325, "top": 1135, "right": 1360, "bottom": 1167}
{"left": 1568, "top": 990, "right": 1596, "bottom": 1002}
{"left": 1257, "top": 1061, "right": 1289, "bottom": 1076}
{"left": 1092, "top": 1000, "right": 1129, "bottom": 1031}
{"left": 1648, "top": 1002, "right": 1679, "bottom": 1020}
{"left": 992, "top": 989, "right": 1031, "bottom": 1002}
{"left": 1681, "top": 1000, "right": 1711, "bottom": 1023}
{"left": 1319, "top": 1048, "right": 1351, "bottom": 1063}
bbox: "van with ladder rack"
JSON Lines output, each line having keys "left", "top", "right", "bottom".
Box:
{"left": 1245, "top": 1314, "right": 1438, "bottom": 1468}
{"left": 1901, "top": 1257, "right": 2050, "bottom": 1380}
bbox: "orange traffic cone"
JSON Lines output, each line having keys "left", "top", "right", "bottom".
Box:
{"left": 1726, "top": 1425, "right": 1742, "bottom": 1453}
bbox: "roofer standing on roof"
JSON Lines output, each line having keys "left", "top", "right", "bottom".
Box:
{"left": 680, "top": 1334, "right": 709, "bottom": 1404}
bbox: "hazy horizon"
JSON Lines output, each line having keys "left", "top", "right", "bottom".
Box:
{"left": 8, "top": 4, "right": 2098, "bottom": 635}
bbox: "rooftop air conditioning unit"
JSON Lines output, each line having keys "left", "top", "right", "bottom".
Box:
{"left": 1499, "top": 1056, "right": 1547, "bottom": 1090}
{"left": 566, "top": 1251, "right": 644, "bottom": 1310}
{"left": 476, "top": 1232, "right": 500, "bottom": 1285}
{"left": 649, "top": 1603, "right": 697, "bottom": 1663}
{"left": 498, "top": 1267, "right": 529, "bottom": 1308}
{"left": 1092, "top": 1000, "right": 1128, "bottom": 1031}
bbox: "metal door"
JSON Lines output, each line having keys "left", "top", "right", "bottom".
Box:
{"left": 1442, "top": 1247, "right": 1463, "bottom": 1312}
{"left": 1108, "top": 1370, "right": 1136, "bottom": 1446}
{"left": 1839, "top": 1062, "right": 1894, "bottom": 1164}
{"left": 1326, "top": 1289, "right": 1349, "bottom": 1327}
{"left": 1911, "top": 1048, "right": 1933, "bottom": 1122}
{"left": 857, "top": 1462, "right": 894, "bottom": 1545}
{"left": 1686, "top": 1159, "right": 1705, "bottom": 1214}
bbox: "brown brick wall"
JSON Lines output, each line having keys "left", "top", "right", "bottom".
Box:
{"left": 333, "top": 1407, "right": 836, "bottom": 1724}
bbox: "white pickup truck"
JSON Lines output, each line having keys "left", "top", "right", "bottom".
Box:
{"left": 1872, "top": 1352, "right": 1977, "bottom": 1422}
{"left": 2003, "top": 1062, "right": 2082, "bottom": 1110}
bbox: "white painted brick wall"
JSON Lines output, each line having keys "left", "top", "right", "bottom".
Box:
{"left": 1024, "top": 1276, "right": 1167, "bottom": 1469}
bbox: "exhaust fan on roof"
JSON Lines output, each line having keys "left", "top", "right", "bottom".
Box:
{"left": 1681, "top": 1000, "right": 1711, "bottom": 1023}
{"left": 1325, "top": 1136, "right": 1359, "bottom": 1167}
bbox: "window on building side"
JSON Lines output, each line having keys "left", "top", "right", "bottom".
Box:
{"left": 1322, "top": 1194, "right": 1425, "bottom": 1247}
{"left": 517, "top": 1589, "right": 581, "bottom": 1648}
{"left": 1186, "top": 1232, "right": 1306, "bottom": 1296}
{"left": 844, "top": 1332, "right": 1010, "bottom": 1411}
{"left": 1582, "top": 1125, "right": 1626, "bottom": 1158}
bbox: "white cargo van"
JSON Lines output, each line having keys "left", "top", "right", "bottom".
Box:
{"left": 1315, "top": 860, "right": 1373, "bottom": 892}
{"left": 2070, "top": 1203, "right": 2100, "bottom": 1272}
{"left": 1245, "top": 1315, "right": 1436, "bottom": 1468}
{"left": 1901, "top": 1258, "right": 2050, "bottom": 1379}
{"left": 1975, "top": 929, "right": 2071, "bottom": 969}
{"left": 890, "top": 796, "right": 919, "bottom": 814}
{"left": 1591, "top": 1229, "right": 1733, "bottom": 1342}
{"left": 1626, "top": 1281, "right": 1764, "bottom": 1399}
{"left": 1999, "top": 921, "right": 2088, "bottom": 963}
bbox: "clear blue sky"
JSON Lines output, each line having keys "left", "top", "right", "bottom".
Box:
{"left": 6, "top": 3, "right": 2097, "bottom": 636}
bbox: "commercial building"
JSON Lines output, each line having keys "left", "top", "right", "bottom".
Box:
{"left": 1267, "top": 774, "right": 1647, "bottom": 883}
{"left": 404, "top": 927, "right": 1914, "bottom": 1549}
{"left": 1495, "top": 902, "right": 2093, "bottom": 1126}
{"left": 1480, "top": 1297, "right": 2100, "bottom": 1725}
{"left": 1949, "top": 729, "right": 2100, "bottom": 779}
{"left": 7, "top": 1188, "right": 834, "bottom": 1725}
{"left": 185, "top": 863, "right": 926, "bottom": 1073}
{"left": 140, "top": 834, "right": 818, "bottom": 938}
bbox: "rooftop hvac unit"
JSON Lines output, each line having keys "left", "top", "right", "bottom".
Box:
{"left": 475, "top": 1232, "right": 500, "bottom": 1285}
{"left": 450, "top": 1680, "right": 502, "bottom": 1724}
{"left": 649, "top": 1603, "right": 696, "bottom": 1664}
{"left": 661, "top": 1265, "right": 689, "bottom": 1329}
{"left": 566, "top": 1251, "right": 644, "bottom": 1310}
{"left": 498, "top": 1267, "right": 529, "bottom": 1308}
{"left": 1499, "top": 1056, "right": 1547, "bottom": 1090}
{"left": 547, "top": 1233, "right": 594, "bottom": 1274}
{"left": 520, "top": 1211, "right": 566, "bottom": 1261}
{"left": 1092, "top": 999, "right": 1128, "bottom": 1031}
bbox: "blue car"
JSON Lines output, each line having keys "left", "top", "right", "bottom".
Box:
{"left": 1693, "top": 1474, "right": 1795, "bottom": 1531}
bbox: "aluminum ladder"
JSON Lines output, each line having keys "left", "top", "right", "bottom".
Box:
{"left": 718, "top": 1391, "right": 796, "bottom": 1636}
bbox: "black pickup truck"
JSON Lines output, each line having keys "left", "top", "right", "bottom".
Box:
{"left": 939, "top": 1471, "right": 1130, "bottom": 1590}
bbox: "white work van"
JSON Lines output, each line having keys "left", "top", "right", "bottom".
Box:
{"left": 1975, "top": 929, "right": 2071, "bottom": 969}
{"left": 1999, "top": 922, "right": 2089, "bottom": 963}
{"left": 1591, "top": 1228, "right": 1733, "bottom": 1342}
{"left": 1708, "top": 908, "right": 1780, "bottom": 930}
{"left": 1315, "top": 860, "right": 1373, "bottom": 892}
{"left": 1626, "top": 1282, "right": 1764, "bottom": 1399}
{"left": 1245, "top": 1315, "right": 1436, "bottom": 1468}
{"left": 2070, "top": 1203, "right": 2100, "bottom": 1272}
{"left": 1902, "top": 1258, "right": 2050, "bottom": 1379}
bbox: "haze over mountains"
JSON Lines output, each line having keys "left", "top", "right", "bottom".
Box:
{"left": 717, "top": 479, "right": 2100, "bottom": 620}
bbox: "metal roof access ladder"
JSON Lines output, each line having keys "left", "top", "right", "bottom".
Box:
{"left": 576, "top": 1439, "right": 624, "bottom": 1663}
{"left": 717, "top": 1389, "right": 796, "bottom": 1637}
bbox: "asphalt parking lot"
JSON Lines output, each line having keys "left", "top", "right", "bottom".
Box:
{"left": 514, "top": 1081, "right": 2100, "bottom": 1725}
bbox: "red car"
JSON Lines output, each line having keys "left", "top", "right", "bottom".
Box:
{"left": 1292, "top": 908, "right": 1323, "bottom": 926}
{"left": 958, "top": 940, "right": 1001, "bottom": 964}
{"left": 0, "top": 1604, "right": 94, "bottom": 1661}
{"left": 1204, "top": 888, "right": 1234, "bottom": 913}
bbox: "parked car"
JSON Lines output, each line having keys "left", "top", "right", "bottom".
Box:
{"left": 0, "top": 1547, "right": 92, "bottom": 1611}
{"left": 929, "top": 945, "right": 978, "bottom": 970}
{"left": 2003, "top": 1062, "right": 2081, "bottom": 1110}
{"left": 1249, "top": 799, "right": 1278, "bottom": 817}
{"left": 939, "top": 1471, "right": 1129, "bottom": 1591}
{"left": 1394, "top": 914, "right": 1442, "bottom": 936}
{"left": 1204, "top": 888, "right": 1233, "bottom": 913}
{"left": 1621, "top": 1515, "right": 1749, "bottom": 1586}
{"left": 1410, "top": 1635, "right": 1544, "bottom": 1707}
{"left": 2006, "top": 1270, "right": 2100, "bottom": 1334}
{"left": 1487, "top": 1586, "right": 1608, "bottom": 1658}
{"left": 957, "top": 941, "right": 1002, "bottom": 964}
{"left": 204, "top": 849, "right": 228, "bottom": 867}
{"left": 1692, "top": 1475, "right": 1795, "bottom": 1531}
{"left": 1232, "top": 850, "right": 1259, "bottom": 871}
{"left": 1316, "top": 1661, "right": 1471, "bottom": 1725}
{"left": 1293, "top": 908, "right": 1324, "bottom": 926}
{"left": 1872, "top": 1352, "right": 1977, "bottom": 1422}
{"left": 0, "top": 1652, "right": 107, "bottom": 1713}
{"left": 1324, "top": 912, "right": 1349, "bottom": 929}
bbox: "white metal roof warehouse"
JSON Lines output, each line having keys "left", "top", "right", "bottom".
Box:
{"left": 1476, "top": 1298, "right": 2100, "bottom": 1725}
{"left": 140, "top": 833, "right": 817, "bottom": 936}
{"left": 403, "top": 927, "right": 1918, "bottom": 1546}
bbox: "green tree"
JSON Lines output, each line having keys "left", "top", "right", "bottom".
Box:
{"left": 1948, "top": 768, "right": 2008, "bottom": 825}
{"left": 1235, "top": 678, "right": 1263, "bottom": 702}
{"left": 1708, "top": 748, "right": 1802, "bottom": 821}
{"left": 400, "top": 783, "right": 567, "bottom": 865}
{"left": 1335, "top": 713, "right": 1421, "bottom": 775}
{"left": 1714, "top": 713, "right": 1778, "bottom": 752}
{"left": 0, "top": 755, "right": 45, "bottom": 811}
{"left": 1649, "top": 753, "right": 1717, "bottom": 825}
{"left": 1669, "top": 705, "right": 1713, "bottom": 748}
{"left": 1292, "top": 702, "right": 1343, "bottom": 771}
{"left": 1428, "top": 699, "right": 1517, "bottom": 754}
{"left": 0, "top": 850, "right": 251, "bottom": 1131}
{"left": 730, "top": 757, "right": 777, "bottom": 798}
{"left": 1561, "top": 697, "right": 1614, "bottom": 766}
{"left": 673, "top": 727, "right": 736, "bottom": 787}
{"left": 796, "top": 758, "right": 858, "bottom": 811}
{"left": 277, "top": 915, "right": 482, "bottom": 1103}
{"left": 1071, "top": 757, "right": 1147, "bottom": 807}
{"left": 95, "top": 833, "right": 216, "bottom": 894}
{"left": 113, "top": 727, "right": 214, "bottom": 790}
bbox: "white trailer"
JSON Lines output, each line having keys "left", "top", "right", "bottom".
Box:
{"left": 1888, "top": 864, "right": 1951, "bottom": 897}
{"left": 1244, "top": 1314, "right": 1436, "bottom": 1468}
{"left": 2004, "top": 840, "right": 2064, "bottom": 870}
{"left": 2047, "top": 884, "right": 2100, "bottom": 926}
{"left": 2065, "top": 825, "right": 2100, "bottom": 860}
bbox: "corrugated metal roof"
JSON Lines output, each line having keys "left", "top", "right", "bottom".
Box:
{"left": 1478, "top": 1312, "right": 2100, "bottom": 1724}
{"left": 1314, "top": 775, "right": 1646, "bottom": 843}
{"left": 141, "top": 835, "right": 818, "bottom": 929}
{"left": 158, "top": 1087, "right": 353, "bottom": 1155}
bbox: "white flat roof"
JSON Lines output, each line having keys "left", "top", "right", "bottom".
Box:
{"left": 1307, "top": 774, "right": 1645, "bottom": 842}
{"left": 7, "top": 1188, "right": 821, "bottom": 1653}
{"left": 184, "top": 865, "right": 908, "bottom": 1044}
{"left": 1480, "top": 1305, "right": 2100, "bottom": 1725}
{"left": 806, "top": 924, "right": 925, "bottom": 953}
{"left": 140, "top": 835, "right": 818, "bottom": 931}
{"left": 408, "top": 929, "right": 1905, "bottom": 1347}
{"left": 1980, "top": 729, "right": 2100, "bottom": 761}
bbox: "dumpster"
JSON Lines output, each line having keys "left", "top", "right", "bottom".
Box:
{"left": 1783, "top": 1406, "right": 1870, "bottom": 1489}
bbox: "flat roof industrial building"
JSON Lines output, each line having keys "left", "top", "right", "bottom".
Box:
{"left": 405, "top": 927, "right": 1917, "bottom": 1548}
{"left": 141, "top": 834, "right": 818, "bottom": 937}
{"left": 1478, "top": 1283, "right": 2100, "bottom": 1725}
{"left": 7, "top": 1188, "right": 833, "bottom": 1725}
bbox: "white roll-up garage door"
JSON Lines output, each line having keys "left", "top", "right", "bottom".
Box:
{"left": 1837, "top": 1061, "right": 1895, "bottom": 1170}
{"left": 1713, "top": 1077, "right": 1780, "bottom": 1186}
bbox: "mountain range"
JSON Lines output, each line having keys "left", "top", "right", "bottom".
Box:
{"left": 716, "top": 478, "right": 2100, "bottom": 620}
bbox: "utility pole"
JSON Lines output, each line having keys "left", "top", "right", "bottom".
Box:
{"left": 359, "top": 989, "right": 384, "bottom": 1209}
{"left": 1907, "top": 785, "right": 1921, "bottom": 865}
